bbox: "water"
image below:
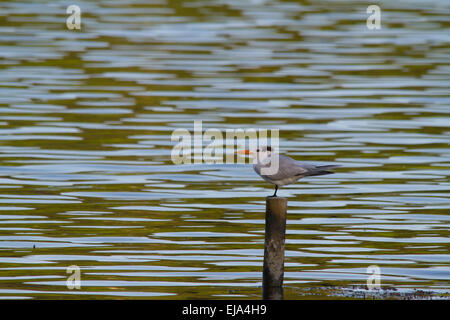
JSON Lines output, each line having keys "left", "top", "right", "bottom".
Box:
{"left": 0, "top": 0, "right": 449, "bottom": 299}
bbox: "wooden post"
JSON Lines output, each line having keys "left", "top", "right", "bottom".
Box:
{"left": 262, "top": 196, "right": 287, "bottom": 300}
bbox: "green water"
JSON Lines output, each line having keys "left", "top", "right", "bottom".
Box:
{"left": 0, "top": 0, "right": 449, "bottom": 299}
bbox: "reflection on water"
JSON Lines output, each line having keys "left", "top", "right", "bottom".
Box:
{"left": 0, "top": 0, "right": 449, "bottom": 299}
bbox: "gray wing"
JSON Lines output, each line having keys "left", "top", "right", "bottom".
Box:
{"left": 254, "top": 154, "right": 313, "bottom": 180}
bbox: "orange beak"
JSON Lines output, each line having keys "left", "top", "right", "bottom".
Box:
{"left": 236, "top": 149, "right": 252, "bottom": 155}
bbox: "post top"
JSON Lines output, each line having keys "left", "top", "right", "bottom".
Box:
{"left": 266, "top": 196, "right": 287, "bottom": 202}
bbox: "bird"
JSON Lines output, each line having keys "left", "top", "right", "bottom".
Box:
{"left": 237, "top": 146, "right": 339, "bottom": 197}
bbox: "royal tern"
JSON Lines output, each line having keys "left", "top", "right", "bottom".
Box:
{"left": 237, "top": 146, "right": 339, "bottom": 197}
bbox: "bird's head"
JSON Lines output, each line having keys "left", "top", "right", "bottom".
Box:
{"left": 236, "top": 146, "right": 273, "bottom": 162}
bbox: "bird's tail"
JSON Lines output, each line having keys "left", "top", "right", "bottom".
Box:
{"left": 307, "top": 165, "right": 340, "bottom": 176}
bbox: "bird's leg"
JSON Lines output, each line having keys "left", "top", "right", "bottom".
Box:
{"left": 272, "top": 185, "right": 278, "bottom": 197}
